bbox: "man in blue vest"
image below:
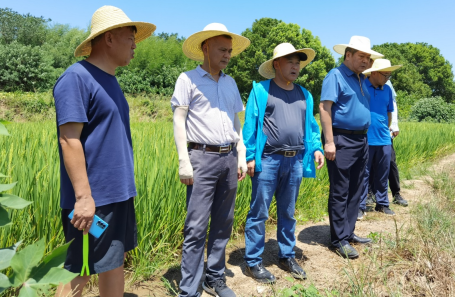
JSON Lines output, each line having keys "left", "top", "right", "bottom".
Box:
{"left": 243, "top": 43, "right": 324, "bottom": 283}
{"left": 320, "top": 36, "right": 383, "bottom": 259}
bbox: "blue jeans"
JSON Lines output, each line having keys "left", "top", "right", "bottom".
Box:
{"left": 244, "top": 152, "right": 303, "bottom": 267}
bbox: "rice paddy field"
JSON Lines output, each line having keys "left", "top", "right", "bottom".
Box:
{"left": 1, "top": 121, "right": 455, "bottom": 278}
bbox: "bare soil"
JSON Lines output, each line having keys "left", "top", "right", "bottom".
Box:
{"left": 86, "top": 153, "right": 455, "bottom": 297}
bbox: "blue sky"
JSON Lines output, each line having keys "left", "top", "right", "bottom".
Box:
{"left": 5, "top": 0, "right": 455, "bottom": 71}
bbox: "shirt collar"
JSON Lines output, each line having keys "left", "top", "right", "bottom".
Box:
{"left": 366, "top": 78, "right": 383, "bottom": 90}
{"left": 339, "top": 63, "right": 365, "bottom": 79}
{"left": 196, "top": 65, "right": 226, "bottom": 78}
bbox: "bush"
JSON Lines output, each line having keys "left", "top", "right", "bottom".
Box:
{"left": 410, "top": 97, "right": 455, "bottom": 123}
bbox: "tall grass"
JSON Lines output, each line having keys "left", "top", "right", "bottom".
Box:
{"left": 1, "top": 121, "right": 455, "bottom": 279}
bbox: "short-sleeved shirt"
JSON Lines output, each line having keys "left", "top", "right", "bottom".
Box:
{"left": 170, "top": 65, "right": 244, "bottom": 145}
{"left": 365, "top": 79, "right": 394, "bottom": 145}
{"left": 53, "top": 61, "right": 137, "bottom": 209}
{"left": 263, "top": 80, "right": 306, "bottom": 154}
{"left": 320, "top": 63, "right": 371, "bottom": 130}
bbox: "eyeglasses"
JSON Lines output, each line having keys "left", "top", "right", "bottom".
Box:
{"left": 378, "top": 73, "right": 392, "bottom": 80}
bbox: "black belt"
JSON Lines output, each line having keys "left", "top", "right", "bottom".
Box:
{"left": 188, "top": 142, "right": 235, "bottom": 153}
{"left": 274, "top": 150, "right": 300, "bottom": 157}
{"left": 333, "top": 128, "right": 368, "bottom": 135}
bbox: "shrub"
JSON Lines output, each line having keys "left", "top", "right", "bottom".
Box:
{"left": 410, "top": 97, "right": 455, "bottom": 123}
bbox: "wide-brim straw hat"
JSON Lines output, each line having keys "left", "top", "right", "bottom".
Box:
{"left": 363, "top": 58, "right": 402, "bottom": 75}
{"left": 258, "top": 43, "right": 316, "bottom": 79}
{"left": 74, "top": 6, "right": 156, "bottom": 57}
{"left": 333, "top": 36, "right": 383, "bottom": 60}
{"left": 182, "top": 23, "right": 250, "bottom": 62}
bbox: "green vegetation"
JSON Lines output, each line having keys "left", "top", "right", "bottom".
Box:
{"left": 1, "top": 121, "right": 455, "bottom": 283}
{"left": 410, "top": 96, "right": 455, "bottom": 123}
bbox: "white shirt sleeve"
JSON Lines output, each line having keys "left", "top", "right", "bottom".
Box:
{"left": 387, "top": 80, "right": 399, "bottom": 132}
{"left": 170, "top": 74, "right": 191, "bottom": 111}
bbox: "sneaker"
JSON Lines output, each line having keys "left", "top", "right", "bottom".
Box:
{"left": 357, "top": 208, "right": 366, "bottom": 220}
{"left": 366, "top": 191, "right": 376, "bottom": 205}
{"left": 202, "top": 277, "right": 236, "bottom": 297}
{"left": 278, "top": 257, "right": 307, "bottom": 280}
{"left": 393, "top": 193, "right": 408, "bottom": 207}
{"left": 375, "top": 204, "right": 395, "bottom": 216}
{"left": 245, "top": 262, "right": 276, "bottom": 284}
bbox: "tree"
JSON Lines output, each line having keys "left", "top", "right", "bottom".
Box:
{"left": 0, "top": 8, "right": 50, "bottom": 46}
{"left": 225, "top": 18, "right": 336, "bottom": 112}
{"left": 372, "top": 43, "right": 455, "bottom": 102}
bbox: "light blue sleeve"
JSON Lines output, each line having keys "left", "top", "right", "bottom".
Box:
{"left": 242, "top": 85, "right": 258, "bottom": 162}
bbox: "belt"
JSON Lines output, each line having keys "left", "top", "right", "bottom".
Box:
{"left": 274, "top": 150, "right": 299, "bottom": 157}
{"left": 333, "top": 128, "right": 368, "bottom": 135}
{"left": 188, "top": 142, "right": 235, "bottom": 153}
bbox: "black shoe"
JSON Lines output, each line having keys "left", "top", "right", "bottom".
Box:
{"left": 375, "top": 204, "right": 395, "bottom": 215}
{"left": 245, "top": 263, "right": 276, "bottom": 284}
{"left": 349, "top": 234, "right": 372, "bottom": 245}
{"left": 366, "top": 191, "right": 376, "bottom": 205}
{"left": 334, "top": 243, "right": 359, "bottom": 259}
{"left": 357, "top": 208, "right": 366, "bottom": 220}
{"left": 278, "top": 258, "right": 307, "bottom": 280}
{"left": 202, "top": 277, "right": 236, "bottom": 297}
{"left": 393, "top": 193, "right": 408, "bottom": 207}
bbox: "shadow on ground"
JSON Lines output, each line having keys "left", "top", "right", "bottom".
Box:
{"left": 297, "top": 224, "right": 331, "bottom": 247}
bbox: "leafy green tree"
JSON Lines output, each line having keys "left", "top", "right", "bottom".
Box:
{"left": 372, "top": 42, "right": 455, "bottom": 102}
{"left": 410, "top": 97, "right": 455, "bottom": 123}
{"left": 0, "top": 8, "right": 50, "bottom": 46}
{"left": 225, "top": 18, "right": 336, "bottom": 112}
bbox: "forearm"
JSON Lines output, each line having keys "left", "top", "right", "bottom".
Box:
{"left": 319, "top": 102, "right": 334, "bottom": 144}
{"left": 59, "top": 137, "right": 91, "bottom": 199}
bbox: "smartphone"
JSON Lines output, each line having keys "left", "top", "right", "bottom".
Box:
{"left": 68, "top": 210, "right": 109, "bottom": 238}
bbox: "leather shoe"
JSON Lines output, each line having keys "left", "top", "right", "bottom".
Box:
{"left": 279, "top": 258, "right": 307, "bottom": 279}
{"left": 245, "top": 262, "right": 276, "bottom": 283}
{"left": 349, "top": 234, "right": 372, "bottom": 245}
{"left": 334, "top": 243, "right": 359, "bottom": 259}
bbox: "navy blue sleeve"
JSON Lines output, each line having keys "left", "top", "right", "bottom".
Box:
{"left": 54, "top": 72, "right": 90, "bottom": 126}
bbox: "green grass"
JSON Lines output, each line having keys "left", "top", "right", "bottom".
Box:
{"left": 1, "top": 120, "right": 455, "bottom": 282}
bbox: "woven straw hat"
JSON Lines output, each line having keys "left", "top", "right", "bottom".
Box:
{"left": 74, "top": 6, "right": 156, "bottom": 57}
{"left": 258, "top": 43, "right": 315, "bottom": 79}
{"left": 363, "top": 59, "right": 402, "bottom": 75}
{"left": 333, "top": 36, "right": 383, "bottom": 60}
{"left": 182, "top": 23, "right": 250, "bottom": 62}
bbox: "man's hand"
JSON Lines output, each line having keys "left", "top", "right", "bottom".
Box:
{"left": 392, "top": 131, "right": 399, "bottom": 138}
{"left": 179, "top": 158, "right": 194, "bottom": 185}
{"left": 238, "top": 169, "right": 246, "bottom": 181}
{"left": 71, "top": 196, "right": 96, "bottom": 235}
{"left": 324, "top": 142, "right": 336, "bottom": 161}
{"left": 247, "top": 160, "right": 255, "bottom": 177}
{"left": 314, "top": 151, "right": 325, "bottom": 169}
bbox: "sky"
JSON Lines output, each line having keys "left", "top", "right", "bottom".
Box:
{"left": 4, "top": 0, "right": 455, "bottom": 71}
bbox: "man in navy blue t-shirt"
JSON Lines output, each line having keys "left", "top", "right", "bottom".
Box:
{"left": 54, "top": 6, "right": 155, "bottom": 297}
{"left": 359, "top": 59, "right": 402, "bottom": 218}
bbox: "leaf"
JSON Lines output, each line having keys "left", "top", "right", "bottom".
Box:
{"left": 0, "top": 241, "right": 22, "bottom": 270}
{"left": 0, "top": 173, "right": 7, "bottom": 178}
{"left": 0, "top": 182, "right": 17, "bottom": 193}
{"left": 0, "top": 273, "right": 11, "bottom": 293}
{"left": 0, "top": 194, "right": 32, "bottom": 209}
{"left": 0, "top": 123, "right": 9, "bottom": 136}
{"left": 34, "top": 267, "right": 76, "bottom": 286}
{"left": 0, "top": 206, "right": 11, "bottom": 227}
{"left": 285, "top": 276, "right": 295, "bottom": 283}
{"left": 9, "top": 238, "right": 45, "bottom": 287}
{"left": 18, "top": 283, "right": 39, "bottom": 297}
{"left": 31, "top": 241, "right": 72, "bottom": 282}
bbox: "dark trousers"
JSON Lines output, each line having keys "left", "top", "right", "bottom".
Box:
{"left": 323, "top": 132, "right": 368, "bottom": 246}
{"left": 369, "top": 139, "right": 401, "bottom": 196}
{"left": 179, "top": 149, "right": 238, "bottom": 297}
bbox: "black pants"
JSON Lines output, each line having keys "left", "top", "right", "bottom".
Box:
{"left": 323, "top": 132, "right": 368, "bottom": 246}
{"left": 369, "top": 139, "right": 400, "bottom": 196}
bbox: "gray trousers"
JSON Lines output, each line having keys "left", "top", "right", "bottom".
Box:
{"left": 179, "top": 148, "right": 238, "bottom": 297}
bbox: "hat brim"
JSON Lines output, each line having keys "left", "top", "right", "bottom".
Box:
{"left": 258, "top": 48, "right": 316, "bottom": 79}
{"left": 182, "top": 30, "right": 250, "bottom": 62}
{"left": 363, "top": 65, "right": 402, "bottom": 75}
{"left": 74, "top": 21, "right": 156, "bottom": 57}
{"left": 333, "top": 44, "right": 384, "bottom": 60}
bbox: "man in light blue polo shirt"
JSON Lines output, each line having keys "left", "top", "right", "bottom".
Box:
{"left": 359, "top": 59, "right": 402, "bottom": 219}
{"left": 320, "top": 36, "right": 383, "bottom": 259}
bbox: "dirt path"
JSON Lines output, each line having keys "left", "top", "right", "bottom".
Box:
{"left": 88, "top": 153, "right": 455, "bottom": 297}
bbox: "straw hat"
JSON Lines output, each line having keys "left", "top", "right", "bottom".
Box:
{"left": 363, "top": 59, "right": 402, "bottom": 75}
{"left": 182, "top": 23, "right": 250, "bottom": 62}
{"left": 258, "top": 43, "right": 315, "bottom": 79}
{"left": 74, "top": 6, "right": 156, "bottom": 57}
{"left": 333, "top": 36, "right": 383, "bottom": 60}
